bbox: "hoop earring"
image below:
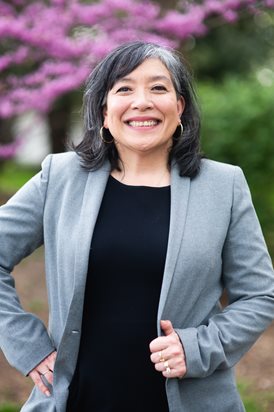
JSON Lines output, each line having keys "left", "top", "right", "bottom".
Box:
{"left": 173, "top": 123, "right": 184, "bottom": 141}
{"left": 100, "top": 126, "right": 114, "bottom": 144}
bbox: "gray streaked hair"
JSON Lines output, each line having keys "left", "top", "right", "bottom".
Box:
{"left": 73, "top": 41, "right": 202, "bottom": 177}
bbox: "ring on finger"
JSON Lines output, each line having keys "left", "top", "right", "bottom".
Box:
{"left": 159, "top": 351, "right": 165, "bottom": 362}
{"left": 166, "top": 366, "right": 171, "bottom": 374}
{"left": 41, "top": 369, "right": 52, "bottom": 376}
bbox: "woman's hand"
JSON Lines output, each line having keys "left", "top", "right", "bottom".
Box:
{"left": 149, "top": 320, "right": 186, "bottom": 379}
{"left": 28, "top": 351, "right": 57, "bottom": 397}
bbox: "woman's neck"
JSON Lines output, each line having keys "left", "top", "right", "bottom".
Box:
{"left": 111, "top": 152, "right": 171, "bottom": 187}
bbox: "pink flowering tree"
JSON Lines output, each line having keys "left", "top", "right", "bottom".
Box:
{"left": 0, "top": 0, "right": 273, "bottom": 158}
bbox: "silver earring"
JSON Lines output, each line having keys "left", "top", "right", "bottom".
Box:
{"left": 179, "top": 123, "right": 184, "bottom": 136}
{"left": 99, "top": 126, "right": 113, "bottom": 144}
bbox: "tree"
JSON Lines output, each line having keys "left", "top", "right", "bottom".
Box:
{"left": 0, "top": 0, "right": 273, "bottom": 156}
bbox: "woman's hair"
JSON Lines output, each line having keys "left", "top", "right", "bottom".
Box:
{"left": 74, "top": 41, "right": 202, "bottom": 177}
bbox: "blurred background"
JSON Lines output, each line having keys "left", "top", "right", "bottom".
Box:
{"left": 0, "top": 0, "right": 274, "bottom": 411}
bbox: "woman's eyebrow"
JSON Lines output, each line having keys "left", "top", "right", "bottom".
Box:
{"left": 117, "top": 75, "right": 172, "bottom": 83}
{"left": 148, "top": 75, "right": 172, "bottom": 83}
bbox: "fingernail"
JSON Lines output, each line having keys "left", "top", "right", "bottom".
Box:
{"left": 45, "top": 390, "right": 51, "bottom": 397}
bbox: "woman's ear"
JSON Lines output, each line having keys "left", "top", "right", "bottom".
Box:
{"left": 177, "top": 96, "right": 185, "bottom": 118}
{"left": 102, "top": 106, "right": 108, "bottom": 128}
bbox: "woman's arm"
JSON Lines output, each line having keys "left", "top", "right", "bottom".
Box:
{"left": 175, "top": 167, "right": 274, "bottom": 378}
{"left": 0, "top": 155, "right": 55, "bottom": 376}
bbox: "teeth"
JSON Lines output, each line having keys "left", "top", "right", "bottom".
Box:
{"left": 128, "top": 120, "right": 158, "bottom": 127}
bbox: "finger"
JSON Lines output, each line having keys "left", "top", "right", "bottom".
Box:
{"left": 150, "top": 349, "right": 168, "bottom": 364}
{"left": 29, "top": 370, "right": 51, "bottom": 397}
{"left": 42, "top": 370, "right": 54, "bottom": 385}
{"left": 162, "top": 364, "right": 187, "bottom": 379}
{"left": 160, "top": 360, "right": 186, "bottom": 379}
{"left": 36, "top": 351, "right": 57, "bottom": 376}
{"left": 160, "top": 320, "right": 174, "bottom": 336}
{"left": 150, "top": 342, "right": 185, "bottom": 363}
{"left": 149, "top": 334, "right": 179, "bottom": 353}
{"left": 162, "top": 366, "right": 174, "bottom": 378}
{"left": 149, "top": 334, "right": 173, "bottom": 352}
{"left": 45, "top": 351, "right": 57, "bottom": 372}
{"left": 155, "top": 359, "right": 174, "bottom": 378}
{"left": 154, "top": 359, "right": 174, "bottom": 373}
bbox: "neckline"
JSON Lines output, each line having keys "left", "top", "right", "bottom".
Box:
{"left": 109, "top": 175, "right": 171, "bottom": 189}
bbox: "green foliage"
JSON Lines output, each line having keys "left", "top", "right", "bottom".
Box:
{"left": 198, "top": 75, "right": 274, "bottom": 252}
{"left": 188, "top": 11, "right": 274, "bottom": 81}
{"left": 0, "top": 404, "right": 20, "bottom": 412}
{"left": 0, "top": 162, "right": 38, "bottom": 193}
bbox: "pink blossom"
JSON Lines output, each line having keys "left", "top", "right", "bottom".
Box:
{"left": 0, "top": 140, "right": 21, "bottom": 159}
{"left": 264, "top": 0, "right": 274, "bottom": 6}
{"left": 222, "top": 10, "right": 238, "bottom": 22}
{"left": 0, "top": 0, "right": 273, "bottom": 119}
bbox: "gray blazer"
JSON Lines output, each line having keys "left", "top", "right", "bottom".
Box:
{"left": 0, "top": 152, "right": 274, "bottom": 412}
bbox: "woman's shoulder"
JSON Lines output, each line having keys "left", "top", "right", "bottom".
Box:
{"left": 198, "top": 158, "right": 242, "bottom": 182}
{"left": 41, "top": 151, "right": 84, "bottom": 178}
{"left": 43, "top": 151, "right": 79, "bottom": 169}
{"left": 193, "top": 158, "right": 245, "bottom": 193}
{"left": 38, "top": 151, "right": 87, "bottom": 192}
{"left": 200, "top": 158, "right": 239, "bottom": 175}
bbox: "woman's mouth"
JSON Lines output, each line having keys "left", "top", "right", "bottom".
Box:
{"left": 127, "top": 120, "right": 159, "bottom": 127}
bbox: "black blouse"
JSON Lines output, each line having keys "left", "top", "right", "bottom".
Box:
{"left": 66, "top": 176, "right": 170, "bottom": 412}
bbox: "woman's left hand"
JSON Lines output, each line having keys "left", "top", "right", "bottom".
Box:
{"left": 149, "top": 320, "right": 186, "bottom": 379}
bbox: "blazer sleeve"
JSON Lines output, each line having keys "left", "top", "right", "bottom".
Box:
{"left": 0, "top": 155, "right": 55, "bottom": 376}
{"left": 175, "top": 166, "right": 274, "bottom": 378}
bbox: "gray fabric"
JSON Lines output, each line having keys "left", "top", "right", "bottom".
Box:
{"left": 0, "top": 152, "right": 273, "bottom": 412}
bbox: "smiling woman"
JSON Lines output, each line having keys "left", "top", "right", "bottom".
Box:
{"left": 77, "top": 41, "right": 201, "bottom": 182}
{"left": 0, "top": 41, "right": 274, "bottom": 412}
{"left": 103, "top": 59, "right": 184, "bottom": 175}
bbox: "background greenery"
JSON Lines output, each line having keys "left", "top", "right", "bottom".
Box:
{"left": 187, "top": 10, "right": 274, "bottom": 255}
{"left": 199, "top": 76, "right": 274, "bottom": 251}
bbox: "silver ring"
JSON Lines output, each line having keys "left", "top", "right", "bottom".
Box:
{"left": 41, "top": 369, "right": 52, "bottom": 376}
{"left": 166, "top": 366, "right": 171, "bottom": 374}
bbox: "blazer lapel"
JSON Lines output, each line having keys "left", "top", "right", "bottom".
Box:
{"left": 157, "top": 166, "right": 190, "bottom": 332}
{"left": 69, "top": 163, "right": 111, "bottom": 324}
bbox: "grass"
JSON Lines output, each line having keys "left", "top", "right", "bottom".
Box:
{"left": 0, "top": 404, "right": 21, "bottom": 412}
{"left": 238, "top": 379, "right": 274, "bottom": 412}
{"left": 0, "top": 161, "right": 38, "bottom": 193}
{"left": 1, "top": 381, "right": 274, "bottom": 412}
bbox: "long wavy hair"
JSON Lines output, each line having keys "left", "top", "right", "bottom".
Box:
{"left": 74, "top": 41, "right": 202, "bottom": 178}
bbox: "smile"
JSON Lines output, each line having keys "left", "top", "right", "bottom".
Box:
{"left": 127, "top": 120, "right": 159, "bottom": 127}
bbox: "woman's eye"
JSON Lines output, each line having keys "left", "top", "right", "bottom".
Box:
{"left": 116, "top": 86, "right": 131, "bottom": 93}
{"left": 152, "top": 85, "right": 167, "bottom": 91}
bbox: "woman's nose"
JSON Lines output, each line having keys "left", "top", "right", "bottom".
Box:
{"left": 131, "top": 90, "right": 153, "bottom": 110}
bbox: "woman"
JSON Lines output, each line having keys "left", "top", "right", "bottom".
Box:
{"left": 0, "top": 41, "right": 274, "bottom": 412}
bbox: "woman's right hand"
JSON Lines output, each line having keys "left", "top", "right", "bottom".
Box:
{"left": 28, "top": 351, "right": 57, "bottom": 397}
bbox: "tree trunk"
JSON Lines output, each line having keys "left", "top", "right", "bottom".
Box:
{"left": 0, "top": 118, "right": 15, "bottom": 169}
{"left": 154, "top": 0, "right": 179, "bottom": 10}
{"left": 47, "top": 95, "right": 73, "bottom": 153}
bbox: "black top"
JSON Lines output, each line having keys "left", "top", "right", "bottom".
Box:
{"left": 66, "top": 176, "right": 170, "bottom": 412}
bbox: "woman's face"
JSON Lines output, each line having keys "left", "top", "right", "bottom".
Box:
{"left": 103, "top": 58, "right": 185, "bottom": 158}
